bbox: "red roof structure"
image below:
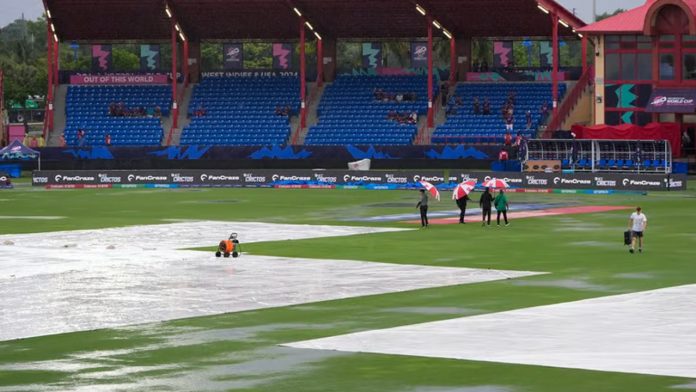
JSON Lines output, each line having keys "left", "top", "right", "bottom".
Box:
{"left": 578, "top": 0, "right": 696, "bottom": 35}
{"left": 45, "top": 0, "right": 586, "bottom": 41}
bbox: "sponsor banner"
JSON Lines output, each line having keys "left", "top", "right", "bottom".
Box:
{"left": 466, "top": 71, "right": 567, "bottom": 82}
{"left": 272, "top": 43, "right": 293, "bottom": 70}
{"left": 646, "top": 88, "right": 696, "bottom": 113}
{"left": 32, "top": 170, "right": 688, "bottom": 191}
{"left": 223, "top": 43, "right": 244, "bottom": 71}
{"left": 91, "top": 45, "right": 113, "bottom": 72}
{"left": 70, "top": 74, "right": 169, "bottom": 85}
{"left": 201, "top": 71, "right": 299, "bottom": 78}
{"left": 362, "top": 43, "right": 383, "bottom": 69}
{"left": 455, "top": 171, "right": 687, "bottom": 191}
{"left": 411, "top": 42, "right": 428, "bottom": 68}
{"left": 140, "top": 44, "right": 161, "bottom": 72}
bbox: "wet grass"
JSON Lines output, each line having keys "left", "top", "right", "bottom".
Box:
{"left": 0, "top": 185, "right": 695, "bottom": 391}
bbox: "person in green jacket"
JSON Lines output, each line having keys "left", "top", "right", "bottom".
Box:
{"left": 494, "top": 189, "right": 510, "bottom": 226}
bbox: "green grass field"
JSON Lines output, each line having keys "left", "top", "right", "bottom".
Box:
{"left": 1, "top": 181, "right": 695, "bottom": 391}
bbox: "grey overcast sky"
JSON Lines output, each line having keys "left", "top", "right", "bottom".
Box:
{"left": 0, "top": 0, "right": 645, "bottom": 29}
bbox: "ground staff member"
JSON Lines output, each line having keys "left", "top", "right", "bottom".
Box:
{"left": 456, "top": 194, "right": 469, "bottom": 224}
{"left": 494, "top": 189, "right": 510, "bottom": 226}
{"left": 628, "top": 207, "right": 647, "bottom": 253}
{"left": 479, "top": 187, "right": 493, "bottom": 226}
{"left": 416, "top": 189, "right": 429, "bottom": 228}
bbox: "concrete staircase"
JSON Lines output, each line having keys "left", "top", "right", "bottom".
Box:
{"left": 47, "top": 84, "right": 68, "bottom": 146}
{"left": 561, "top": 83, "right": 593, "bottom": 129}
{"left": 544, "top": 68, "right": 594, "bottom": 137}
{"left": 290, "top": 82, "right": 326, "bottom": 145}
{"left": 413, "top": 117, "right": 430, "bottom": 145}
{"left": 163, "top": 83, "right": 192, "bottom": 146}
{"left": 288, "top": 116, "right": 302, "bottom": 145}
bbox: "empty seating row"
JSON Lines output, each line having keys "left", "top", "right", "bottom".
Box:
{"left": 64, "top": 85, "right": 170, "bottom": 146}
{"left": 432, "top": 83, "right": 566, "bottom": 143}
{"left": 306, "top": 75, "right": 435, "bottom": 146}
{"left": 180, "top": 76, "right": 297, "bottom": 145}
{"left": 568, "top": 158, "right": 668, "bottom": 170}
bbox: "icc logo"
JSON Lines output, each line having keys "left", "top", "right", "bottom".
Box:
{"left": 651, "top": 96, "right": 667, "bottom": 106}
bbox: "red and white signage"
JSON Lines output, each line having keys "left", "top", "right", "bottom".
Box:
{"left": 70, "top": 74, "right": 169, "bottom": 85}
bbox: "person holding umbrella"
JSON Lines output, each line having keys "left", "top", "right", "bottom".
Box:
{"left": 456, "top": 194, "right": 470, "bottom": 224}
{"left": 453, "top": 180, "right": 475, "bottom": 224}
{"left": 494, "top": 189, "right": 510, "bottom": 226}
{"left": 479, "top": 187, "right": 494, "bottom": 226}
{"left": 416, "top": 189, "right": 429, "bottom": 228}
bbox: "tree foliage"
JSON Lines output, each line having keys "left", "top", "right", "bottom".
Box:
{"left": 0, "top": 16, "right": 48, "bottom": 108}
{"left": 596, "top": 9, "right": 626, "bottom": 22}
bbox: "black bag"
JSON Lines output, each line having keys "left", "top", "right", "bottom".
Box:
{"left": 624, "top": 230, "right": 632, "bottom": 245}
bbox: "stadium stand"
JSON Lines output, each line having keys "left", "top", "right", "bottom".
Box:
{"left": 179, "top": 76, "right": 298, "bottom": 146}
{"left": 432, "top": 83, "right": 566, "bottom": 144}
{"left": 304, "top": 75, "right": 437, "bottom": 146}
{"left": 64, "top": 85, "right": 171, "bottom": 146}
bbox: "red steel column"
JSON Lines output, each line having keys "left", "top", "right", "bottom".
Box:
{"left": 551, "top": 13, "right": 559, "bottom": 116}
{"left": 316, "top": 38, "right": 324, "bottom": 87}
{"left": 0, "top": 68, "right": 4, "bottom": 119}
{"left": 171, "top": 24, "right": 179, "bottom": 129}
{"left": 581, "top": 35, "right": 588, "bottom": 75}
{"left": 46, "top": 24, "right": 54, "bottom": 137}
{"left": 53, "top": 39, "right": 59, "bottom": 87}
{"left": 0, "top": 68, "right": 4, "bottom": 144}
{"left": 427, "top": 16, "right": 434, "bottom": 128}
{"left": 300, "top": 18, "right": 307, "bottom": 129}
{"left": 449, "top": 37, "right": 456, "bottom": 86}
{"left": 183, "top": 38, "right": 190, "bottom": 88}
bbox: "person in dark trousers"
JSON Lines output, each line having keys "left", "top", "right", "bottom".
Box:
{"left": 479, "top": 187, "right": 493, "bottom": 226}
{"left": 416, "top": 189, "right": 429, "bottom": 228}
{"left": 456, "top": 194, "right": 469, "bottom": 224}
{"left": 494, "top": 189, "right": 510, "bottom": 226}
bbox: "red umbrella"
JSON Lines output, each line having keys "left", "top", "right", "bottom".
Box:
{"left": 482, "top": 178, "right": 510, "bottom": 189}
{"left": 452, "top": 180, "right": 476, "bottom": 200}
{"left": 419, "top": 180, "right": 440, "bottom": 201}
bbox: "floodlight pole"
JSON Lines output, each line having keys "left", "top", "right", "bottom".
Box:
{"left": 551, "top": 12, "right": 559, "bottom": 117}
{"left": 317, "top": 38, "right": 324, "bottom": 87}
{"left": 300, "top": 17, "right": 307, "bottom": 129}
{"left": 427, "top": 16, "right": 434, "bottom": 128}
{"left": 171, "top": 22, "right": 179, "bottom": 130}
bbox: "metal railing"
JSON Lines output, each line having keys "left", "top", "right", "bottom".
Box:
{"left": 526, "top": 139, "right": 672, "bottom": 174}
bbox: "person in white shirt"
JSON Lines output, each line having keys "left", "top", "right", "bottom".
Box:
{"left": 628, "top": 207, "right": 647, "bottom": 253}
